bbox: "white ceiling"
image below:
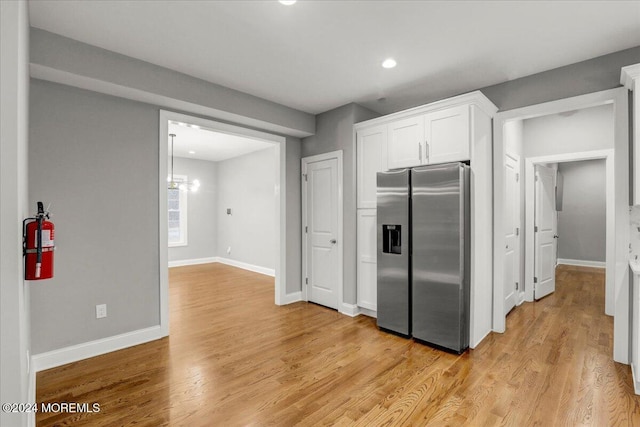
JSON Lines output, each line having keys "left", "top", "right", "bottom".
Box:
{"left": 168, "top": 121, "right": 273, "bottom": 162}
{"left": 28, "top": 1, "right": 640, "bottom": 115}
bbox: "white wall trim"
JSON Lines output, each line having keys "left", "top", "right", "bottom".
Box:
{"left": 621, "top": 65, "right": 640, "bottom": 205}
{"left": 160, "top": 111, "right": 287, "bottom": 337}
{"left": 27, "top": 368, "right": 35, "bottom": 427}
{"left": 632, "top": 363, "right": 640, "bottom": 395}
{"left": 281, "top": 291, "right": 302, "bottom": 304}
{"left": 354, "top": 90, "right": 498, "bottom": 130}
{"left": 358, "top": 307, "right": 377, "bottom": 319}
{"left": 168, "top": 257, "right": 217, "bottom": 268}
{"left": 470, "top": 329, "right": 492, "bottom": 350}
{"left": 215, "top": 257, "right": 275, "bottom": 277}
{"left": 31, "top": 326, "right": 164, "bottom": 373}
{"left": 493, "top": 87, "right": 629, "bottom": 364}
{"left": 621, "top": 64, "right": 640, "bottom": 90}
{"left": 301, "top": 150, "right": 345, "bottom": 312}
{"left": 340, "top": 303, "right": 360, "bottom": 317}
{"left": 557, "top": 258, "right": 606, "bottom": 269}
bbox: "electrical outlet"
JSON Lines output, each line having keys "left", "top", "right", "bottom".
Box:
{"left": 96, "top": 304, "right": 107, "bottom": 319}
{"left": 227, "top": 246, "right": 231, "bottom": 254}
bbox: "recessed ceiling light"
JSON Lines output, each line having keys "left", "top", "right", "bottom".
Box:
{"left": 189, "top": 150, "right": 196, "bottom": 154}
{"left": 382, "top": 58, "right": 397, "bottom": 69}
{"left": 279, "top": 0, "right": 296, "bottom": 5}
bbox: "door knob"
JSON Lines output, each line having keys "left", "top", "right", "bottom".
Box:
{"left": 330, "top": 239, "right": 337, "bottom": 244}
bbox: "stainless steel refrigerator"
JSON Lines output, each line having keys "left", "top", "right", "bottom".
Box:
{"left": 376, "top": 162, "right": 470, "bottom": 353}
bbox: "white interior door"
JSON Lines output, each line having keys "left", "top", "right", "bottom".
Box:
{"left": 304, "top": 157, "right": 339, "bottom": 309}
{"left": 535, "top": 164, "right": 557, "bottom": 300}
{"left": 504, "top": 153, "right": 520, "bottom": 314}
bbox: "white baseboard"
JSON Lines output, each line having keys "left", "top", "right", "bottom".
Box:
{"left": 557, "top": 258, "right": 606, "bottom": 268}
{"left": 28, "top": 364, "right": 36, "bottom": 427}
{"left": 215, "top": 257, "right": 275, "bottom": 277}
{"left": 168, "top": 257, "right": 216, "bottom": 268}
{"left": 632, "top": 363, "right": 640, "bottom": 395}
{"left": 340, "top": 303, "right": 360, "bottom": 317}
{"left": 281, "top": 291, "right": 302, "bottom": 304}
{"left": 358, "top": 307, "right": 377, "bottom": 318}
{"left": 471, "top": 329, "right": 492, "bottom": 350}
{"left": 32, "top": 325, "right": 164, "bottom": 373}
{"left": 169, "top": 257, "right": 276, "bottom": 277}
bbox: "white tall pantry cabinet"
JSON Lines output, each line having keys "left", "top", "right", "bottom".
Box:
{"left": 354, "top": 91, "right": 498, "bottom": 348}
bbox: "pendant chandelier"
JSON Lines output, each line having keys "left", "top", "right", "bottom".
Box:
{"left": 168, "top": 133, "right": 200, "bottom": 192}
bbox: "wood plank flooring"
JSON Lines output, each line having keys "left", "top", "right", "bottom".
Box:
{"left": 36, "top": 263, "right": 640, "bottom": 426}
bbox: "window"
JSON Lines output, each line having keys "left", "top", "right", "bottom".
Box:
{"left": 168, "top": 175, "right": 188, "bottom": 247}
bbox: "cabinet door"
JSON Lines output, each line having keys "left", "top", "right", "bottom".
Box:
{"left": 388, "top": 116, "right": 424, "bottom": 169}
{"left": 357, "top": 125, "right": 387, "bottom": 209}
{"left": 357, "top": 209, "right": 377, "bottom": 311}
{"left": 424, "top": 105, "right": 470, "bottom": 164}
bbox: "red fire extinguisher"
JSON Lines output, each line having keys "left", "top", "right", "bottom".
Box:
{"left": 23, "top": 202, "right": 54, "bottom": 280}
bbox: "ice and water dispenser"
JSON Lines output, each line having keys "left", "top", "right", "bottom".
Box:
{"left": 382, "top": 225, "right": 402, "bottom": 254}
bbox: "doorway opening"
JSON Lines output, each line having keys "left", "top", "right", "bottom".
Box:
{"left": 159, "top": 111, "right": 287, "bottom": 336}
{"left": 526, "top": 156, "right": 611, "bottom": 304}
{"left": 493, "top": 88, "right": 629, "bottom": 364}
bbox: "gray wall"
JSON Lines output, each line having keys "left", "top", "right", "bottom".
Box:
{"left": 557, "top": 160, "right": 606, "bottom": 262}
{"left": 481, "top": 46, "right": 640, "bottom": 112}
{"left": 523, "top": 104, "right": 614, "bottom": 157}
{"left": 28, "top": 79, "right": 303, "bottom": 353}
{"left": 29, "top": 80, "right": 160, "bottom": 353}
{"left": 1, "top": 1, "right": 31, "bottom": 425}
{"left": 216, "top": 147, "right": 277, "bottom": 269}
{"left": 168, "top": 157, "right": 217, "bottom": 263}
{"left": 301, "top": 103, "right": 379, "bottom": 305}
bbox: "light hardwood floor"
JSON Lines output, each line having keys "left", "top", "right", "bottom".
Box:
{"left": 37, "top": 263, "right": 640, "bottom": 426}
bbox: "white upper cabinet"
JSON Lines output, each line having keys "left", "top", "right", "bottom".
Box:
{"left": 425, "top": 104, "right": 470, "bottom": 164}
{"left": 357, "top": 125, "right": 387, "bottom": 209}
{"left": 386, "top": 105, "right": 471, "bottom": 169}
{"left": 621, "top": 64, "right": 640, "bottom": 205}
{"left": 387, "top": 116, "right": 424, "bottom": 169}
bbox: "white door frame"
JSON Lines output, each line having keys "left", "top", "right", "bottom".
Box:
{"left": 524, "top": 151, "right": 614, "bottom": 307}
{"left": 503, "top": 151, "right": 522, "bottom": 313}
{"left": 159, "top": 110, "right": 287, "bottom": 337}
{"left": 493, "top": 88, "right": 629, "bottom": 364}
{"left": 301, "top": 150, "right": 344, "bottom": 311}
